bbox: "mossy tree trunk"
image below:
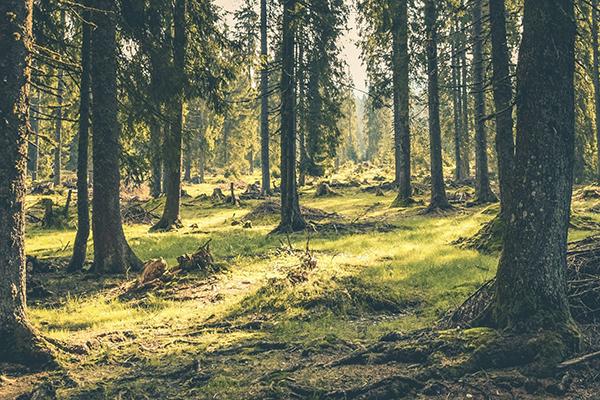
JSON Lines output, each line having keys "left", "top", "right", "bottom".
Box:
{"left": 154, "top": 0, "right": 186, "bottom": 231}
{"left": 424, "top": 0, "right": 450, "bottom": 211}
{"left": 90, "top": 0, "right": 142, "bottom": 274}
{"left": 472, "top": 0, "right": 497, "bottom": 204}
{"left": 0, "top": 0, "right": 56, "bottom": 367}
{"left": 275, "top": 0, "right": 306, "bottom": 233}
{"left": 68, "top": 7, "right": 92, "bottom": 272}
{"left": 493, "top": 0, "right": 578, "bottom": 340}
{"left": 391, "top": 0, "right": 412, "bottom": 205}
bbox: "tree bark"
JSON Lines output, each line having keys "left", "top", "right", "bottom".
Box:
{"left": 493, "top": 0, "right": 578, "bottom": 341}
{"left": 29, "top": 90, "right": 40, "bottom": 181}
{"left": 472, "top": 0, "right": 497, "bottom": 203}
{"left": 424, "top": 0, "right": 450, "bottom": 211}
{"left": 153, "top": 0, "right": 186, "bottom": 231}
{"left": 0, "top": 0, "right": 56, "bottom": 367}
{"left": 260, "top": 0, "right": 271, "bottom": 194}
{"left": 451, "top": 19, "right": 464, "bottom": 182}
{"left": 68, "top": 7, "right": 92, "bottom": 272}
{"left": 592, "top": 0, "right": 600, "bottom": 181}
{"left": 275, "top": 0, "right": 306, "bottom": 233}
{"left": 198, "top": 145, "right": 205, "bottom": 183}
{"left": 460, "top": 16, "right": 471, "bottom": 178}
{"left": 184, "top": 141, "right": 192, "bottom": 182}
{"left": 392, "top": 0, "right": 412, "bottom": 206}
{"left": 489, "top": 0, "right": 515, "bottom": 214}
{"left": 90, "top": 0, "right": 142, "bottom": 273}
{"left": 149, "top": 120, "right": 162, "bottom": 197}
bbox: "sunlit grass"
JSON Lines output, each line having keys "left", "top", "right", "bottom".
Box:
{"left": 21, "top": 177, "right": 600, "bottom": 398}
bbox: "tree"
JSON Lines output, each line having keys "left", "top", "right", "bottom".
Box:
{"left": 0, "top": 0, "right": 56, "bottom": 367}
{"left": 68, "top": 5, "right": 92, "bottom": 272}
{"left": 492, "top": 0, "right": 578, "bottom": 346}
{"left": 489, "top": 0, "right": 515, "bottom": 212}
{"left": 391, "top": 0, "right": 412, "bottom": 206}
{"left": 53, "top": 7, "right": 66, "bottom": 187}
{"left": 451, "top": 18, "right": 464, "bottom": 182}
{"left": 154, "top": 0, "right": 187, "bottom": 230}
{"left": 472, "top": 0, "right": 497, "bottom": 203}
{"left": 90, "top": 0, "right": 142, "bottom": 273}
{"left": 592, "top": 0, "right": 600, "bottom": 180}
{"left": 424, "top": 0, "right": 450, "bottom": 211}
{"left": 275, "top": 0, "right": 307, "bottom": 233}
{"left": 260, "top": 0, "right": 271, "bottom": 194}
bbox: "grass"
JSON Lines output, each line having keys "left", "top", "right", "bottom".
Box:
{"left": 14, "top": 176, "right": 600, "bottom": 399}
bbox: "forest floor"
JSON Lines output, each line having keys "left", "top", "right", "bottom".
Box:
{"left": 3, "top": 167, "right": 600, "bottom": 399}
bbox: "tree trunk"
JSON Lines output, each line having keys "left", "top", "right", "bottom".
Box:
{"left": 149, "top": 120, "right": 162, "bottom": 197}
{"left": 90, "top": 0, "right": 142, "bottom": 274}
{"left": 489, "top": 0, "right": 515, "bottom": 214}
{"left": 392, "top": 0, "right": 412, "bottom": 206}
{"left": 460, "top": 22, "right": 471, "bottom": 178}
{"left": 592, "top": 0, "right": 600, "bottom": 181}
{"left": 0, "top": 0, "right": 56, "bottom": 367}
{"left": 424, "top": 0, "right": 450, "bottom": 211}
{"left": 248, "top": 148, "right": 254, "bottom": 175}
{"left": 451, "top": 19, "right": 463, "bottom": 182}
{"left": 472, "top": 0, "right": 497, "bottom": 203}
{"left": 198, "top": 145, "right": 205, "bottom": 183}
{"left": 68, "top": 7, "right": 92, "bottom": 272}
{"left": 154, "top": 0, "right": 186, "bottom": 231}
{"left": 298, "top": 40, "right": 307, "bottom": 187}
{"left": 260, "top": 0, "right": 271, "bottom": 194}
{"left": 184, "top": 142, "right": 192, "bottom": 182}
{"left": 493, "top": 0, "right": 578, "bottom": 343}
{"left": 29, "top": 90, "right": 39, "bottom": 181}
{"left": 275, "top": 0, "right": 306, "bottom": 233}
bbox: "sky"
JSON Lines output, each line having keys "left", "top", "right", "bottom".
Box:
{"left": 214, "top": 0, "right": 368, "bottom": 95}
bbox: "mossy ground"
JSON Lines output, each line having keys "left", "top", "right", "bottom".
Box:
{"left": 3, "top": 173, "right": 600, "bottom": 399}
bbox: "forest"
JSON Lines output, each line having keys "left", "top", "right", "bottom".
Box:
{"left": 1, "top": 0, "right": 600, "bottom": 398}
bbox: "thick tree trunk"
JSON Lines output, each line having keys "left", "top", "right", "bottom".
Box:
{"left": 68, "top": 9, "right": 92, "bottom": 272}
{"left": 592, "top": 0, "right": 600, "bottom": 180}
{"left": 472, "top": 0, "right": 497, "bottom": 203}
{"left": 275, "top": 0, "right": 306, "bottom": 233}
{"left": 493, "top": 0, "right": 578, "bottom": 341}
{"left": 260, "top": 0, "right": 271, "bottom": 194}
{"left": 392, "top": 0, "right": 412, "bottom": 206}
{"left": 154, "top": 0, "right": 186, "bottom": 231}
{"left": 489, "top": 0, "right": 515, "bottom": 214}
{"left": 90, "top": 0, "right": 142, "bottom": 274}
{"left": 0, "top": 0, "right": 56, "bottom": 367}
{"left": 424, "top": 0, "right": 450, "bottom": 211}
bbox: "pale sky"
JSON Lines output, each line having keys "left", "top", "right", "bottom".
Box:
{"left": 214, "top": 0, "right": 368, "bottom": 95}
